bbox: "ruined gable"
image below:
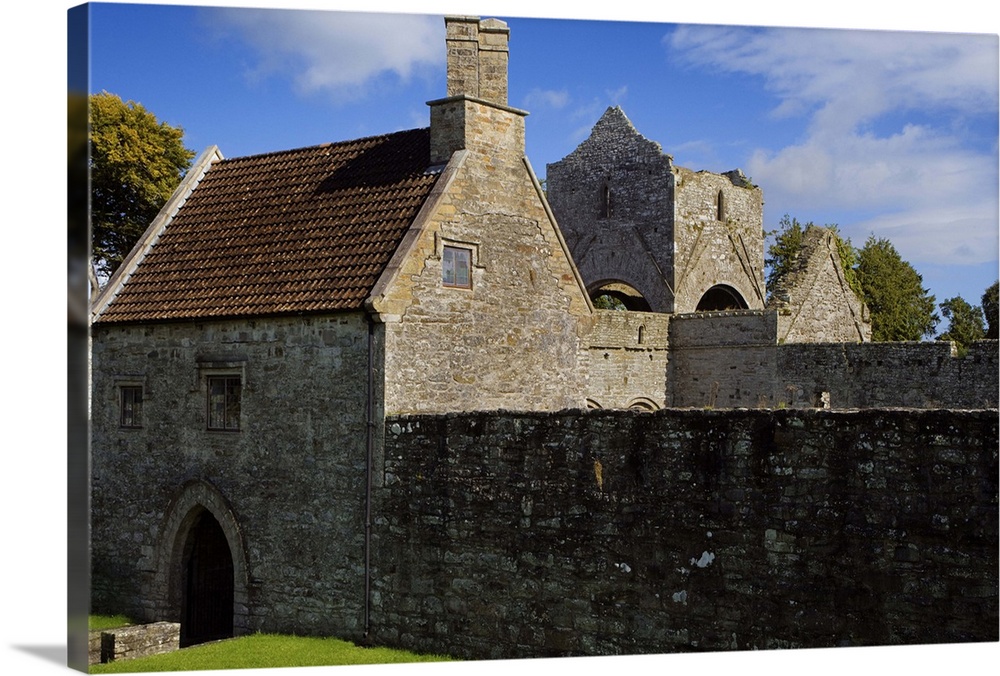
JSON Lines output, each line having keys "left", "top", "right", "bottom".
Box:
{"left": 546, "top": 106, "right": 677, "bottom": 313}
{"left": 767, "top": 226, "right": 871, "bottom": 343}
{"left": 546, "top": 106, "right": 765, "bottom": 315}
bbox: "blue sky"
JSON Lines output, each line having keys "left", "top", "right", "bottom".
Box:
{"left": 83, "top": 1, "right": 999, "bottom": 320}
{"left": 0, "top": 4, "right": 996, "bottom": 675}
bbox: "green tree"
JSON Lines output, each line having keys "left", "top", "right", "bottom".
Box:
{"left": 765, "top": 214, "right": 861, "bottom": 299}
{"left": 982, "top": 281, "right": 999, "bottom": 339}
{"left": 856, "top": 236, "right": 938, "bottom": 341}
{"left": 936, "top": 296, "right": 985, "bottom": 355}
{"left": 592, "top": 293, "right": 628, "bottom": 311}
{"left": 764, "top": 214, "right": 805, "bottom": 292}
{"left": 90, "top": 91, "right": 195, "bottom": 279}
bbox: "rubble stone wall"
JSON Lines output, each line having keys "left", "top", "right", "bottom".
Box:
{"left": 90, "top": 314, "right": 375, "bottom": 640}
{"left": 668, "top": 312, "right": 998, "bottom": 409}
{"left": 373, "top": 408, "right": 998, "bottom": 659}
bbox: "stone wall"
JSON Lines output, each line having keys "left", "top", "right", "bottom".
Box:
{"left": 372, "top": 408, "right": 998, "bottom": 659}
{"left": 668, "top": 310, "right": 778, "bottom": 408}
{"left": 546, "top": 106, "right": 678, "bottom": 312}
{"left": 95, "top": 622, "right": 180, "bottom": 664}
{"left": 90, "top": 313, "right": 376, "bottom": 639}
{"left": 584, "top": 309, "right": 670, "bottom": 410}
{"left": 672, "top": 168, "right": 765, "bottom": 313}
{"left": 668, "top": 311, "right": 999, "bottom": 409}
{"left": 777, "top": 340, "right": 999, "bottom": 409}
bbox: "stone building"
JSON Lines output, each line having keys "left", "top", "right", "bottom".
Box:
{"left": 90, "top": 15, "right": 597, "bottom": 645}
{"left": 547, "top": 106, "right": 766, "bottom": 315}
{"left": 88, "top": 14, "right": 997, "bottom": 654}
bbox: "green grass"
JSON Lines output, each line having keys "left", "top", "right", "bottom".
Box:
{"left": 89, "top": 630, "right": 455, "bottom": 673}
{"left": 89, "top": 615, "right": 135, "bottom": 632}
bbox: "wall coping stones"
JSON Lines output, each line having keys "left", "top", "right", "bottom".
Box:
{"left": 90, "top": 622, "right": 181, "bottom": 665}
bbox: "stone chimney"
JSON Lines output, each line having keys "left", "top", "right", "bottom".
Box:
{"left": 429, "top": 16, "right": 526, "bottom": 165}
{"left": 445, "top": 16, "right": 509, "bottom": 105}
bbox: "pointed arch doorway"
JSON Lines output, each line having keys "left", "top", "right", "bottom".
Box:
{"left": 180, "top": 510, "right": 235, "bottom": 646}
{"left": 151, "top": 481, "right": 250, "bottom": 647}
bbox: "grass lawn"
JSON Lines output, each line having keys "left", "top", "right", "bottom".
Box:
{"left": 89, "top": 615, "right": 134, "bottom": 632}
{"left": 88, "top": 618, "right": 454, "bottom": 673}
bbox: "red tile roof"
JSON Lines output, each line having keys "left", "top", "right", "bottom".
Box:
{"left": 94, "top": 128, "right": 440, "bottom": 324}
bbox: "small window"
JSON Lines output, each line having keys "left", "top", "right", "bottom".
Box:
{"left": 717, "top": 190, "right": 726, "bottom": 221}
{"left": 207, "top": 375, "right": 241, "bottom": 431}
{"left": 442, "top": 245, "right": 472, "bottom": 288}
{"left": 119, "top": 385, "right": 143, "bottom": 428}
{"left": 600, "top": 180, "right": 613, "bottom": 218}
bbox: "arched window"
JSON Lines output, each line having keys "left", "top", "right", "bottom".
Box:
{"left": 716, "top": 190, "right": 726, "bottom": 222}
{"left": 600, "top": 180, "right": 613, "bottom": 218}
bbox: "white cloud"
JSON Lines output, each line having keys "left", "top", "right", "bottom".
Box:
{"left": 669, "top": 26, "right": 997, "bottom": 129}
{"left": 666, "top": 25, "right": 999, "bottom": 266}
{"left": 606, "top": 85, "right": 629, "bottom": 106}
{"left": 209, "top": 8, "right": 444, "bottom": 100}
{"left": 523, "top": 87, "right": 570, "bottom": 110}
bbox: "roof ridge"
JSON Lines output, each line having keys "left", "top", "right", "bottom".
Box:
{"left": 222, "top": 126, "right": 430, "bottom": 164}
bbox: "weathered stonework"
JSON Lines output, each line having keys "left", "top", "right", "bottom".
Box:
{"left": 668, "top": 311, "right": 998, "bottom": 409}
{"left": 546, "top": 107, "right": 678, "bottom": 312}
{"left": 768, "top": 226, "right": 871, "bottom": 342}
{"left": 374, "top": 408, "right": 998, "bottom": 659}
{"left": 87, "top": 14, "right": 1000, "bottom": 668}
{"left": 672, "top": 167, "right": 765, "bottom": 312}
{"left": 585, "top": 310, "right": 670, "bottom": 410}
{"left": 667, "top": 311, "right": 778, "bottom": 408}
{"left": 443, "top": 16, "right": 509, "bottom": 105}
{"left": 90, "top": 314, "right": 375, "bottom": 639}
{"left": 374, "top": 54, "right": 592, "bottom": 414}
{"left": 547, "top": 106, "right": 765, "bottom": 314}
{"left": 97, "top": 622, "right": 180, "bottom": 664}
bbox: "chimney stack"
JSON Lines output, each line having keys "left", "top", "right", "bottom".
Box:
{"left": 445, "top": 16, "right": 509, "bottom": 105}
{"left": 429, "top": 17, "right": 526, "bottom": 165}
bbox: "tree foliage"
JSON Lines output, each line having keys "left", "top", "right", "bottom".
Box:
{"left": 856, "top": 236, "right": 938, "bottom": 341}
{"left": 936, "top": 296, "right": 984, "bottom": 355}
{"left": 90, "top": 91, "right": 195, "bottom": 279}
{"left": 592, "top": 293, "right": 628, "bottom": 311}
{"left": 765, "top": 214, "right": 861, "bottom": 299}
{"left": 768, "top": 217, "right": 942, "bottom": 342}
{"left": 982, "top": 281, "right": 999, "bottom": 340}
{"left": 764, "top": 214, "right": 806, "bottom": 292}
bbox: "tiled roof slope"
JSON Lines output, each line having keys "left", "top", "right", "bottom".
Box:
{"left": 95, "top": 128, "right": 440, "bottom": 324}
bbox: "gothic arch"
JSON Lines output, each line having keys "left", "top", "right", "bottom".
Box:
{"left": 589, "top": 280, "right": 652, "bottom": 312}
{"left": 696, "top": 284, "right": 749, "bottom": 312}
{"left": 150, "top": 480, "right": 250, "bottom": 643}
{"left": 627, "top": 397, "right": 660, "bottom": 412}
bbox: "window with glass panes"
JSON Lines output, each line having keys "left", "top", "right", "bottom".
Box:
{"left": 207, "top": 376, "right": 241, "bottom": 431}
{"left": 442, "top": 245, "right": 472, "bottom": 288}
{"left": 120, "top": 385, "right": 143, "bottom": 428}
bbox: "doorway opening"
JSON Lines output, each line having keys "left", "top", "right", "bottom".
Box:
{"left": 180, "top": 510, "right": 235, "bottom": 647}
